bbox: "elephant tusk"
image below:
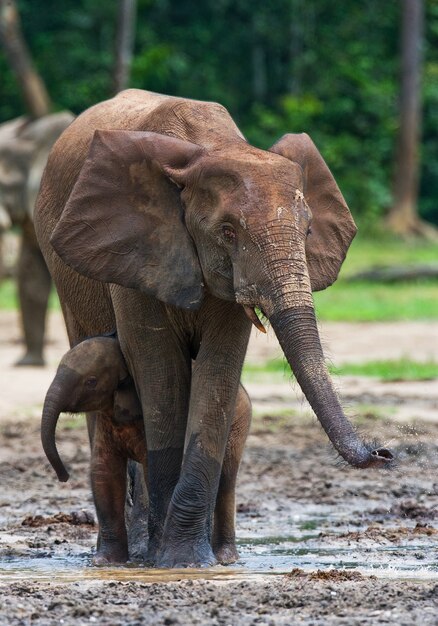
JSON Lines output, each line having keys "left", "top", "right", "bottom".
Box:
{"left": 243, "top": 306, "right": 266, "bottom": 333}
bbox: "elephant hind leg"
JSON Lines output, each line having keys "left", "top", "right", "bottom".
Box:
{"left": 15, "top": 219, "right": 51, "bottom": 366}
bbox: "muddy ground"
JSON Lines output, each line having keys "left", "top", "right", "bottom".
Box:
{"left": 0, "top": 311, "right": 437, "bottom": 625}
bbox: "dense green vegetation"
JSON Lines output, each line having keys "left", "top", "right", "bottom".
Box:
{"left": 1, "top": 0, "right": 437, "bottom": 226}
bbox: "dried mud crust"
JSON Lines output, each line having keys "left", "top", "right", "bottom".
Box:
{"left": 0, "top": 413, "right": 438, "bottom": 625}
{"left": 1, "top": 577, "right": 437, "bottom": 626}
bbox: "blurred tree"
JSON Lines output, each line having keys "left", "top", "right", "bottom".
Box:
{"left": 0, "top": 0, "right": 51, "bottom": 117}
{"left": 113, "top": 0, "right": 137, "bottom": 94}
{"left": 0, "top": 0, "right": 68, "bottom": 366}
{"left": 0, "top": 0, "right": 437, "bottom": 230}
{"left": 387, "top": 0, "right": 437, "bottom": 238}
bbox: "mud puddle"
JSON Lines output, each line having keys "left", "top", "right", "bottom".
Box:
{"left": 1, "top": 521, "right": 437, "bottom": 585}
{"left": 1, "top": 547, "right": 437, "bottom": 586}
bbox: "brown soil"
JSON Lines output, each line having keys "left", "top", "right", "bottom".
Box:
{"left": 0, "top": 311, "right": 437, "bottom": 625}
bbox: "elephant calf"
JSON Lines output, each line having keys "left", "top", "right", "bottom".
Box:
{"left": 41, "top": 334, "right": 251, "bottom": 565}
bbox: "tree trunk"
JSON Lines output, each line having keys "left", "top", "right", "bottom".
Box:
{"left": 113, "top": 0, "right": 137, "bottom": 94}
{"left": 387, "top": 0, "right": 437, "bottom": 239}
{"left": 0, "top": 0, "right": 51, "bottom": 119}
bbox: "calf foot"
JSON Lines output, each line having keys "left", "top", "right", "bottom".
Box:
{"left": 214, "top": 542, "right": 239, "bottom": 565}
{"left": 92, "top": 542, "right": 129, "bottom": 566}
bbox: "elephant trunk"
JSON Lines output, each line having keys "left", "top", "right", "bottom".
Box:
{"left": 41, "top": 377, "right": 70, "bottom": 482}
{"left": 269, "top": 305, "right": 393, "bottom": 468}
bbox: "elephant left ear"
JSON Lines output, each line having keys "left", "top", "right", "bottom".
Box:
{"left": 269, "top": 133, "right": 357, "bottom": 292}
{"left": 51, "top": 130, "right": 205, "bottom": 309}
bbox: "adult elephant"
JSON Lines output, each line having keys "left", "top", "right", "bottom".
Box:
{"left": 0, "top": 112, "right": 74, "bottom": 365}
{"left": 34, "top": 89, "right": 392, "bottom": 568}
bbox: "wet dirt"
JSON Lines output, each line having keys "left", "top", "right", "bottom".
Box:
{"left": 0, "top": 312, "right": 438, "bottom": 624}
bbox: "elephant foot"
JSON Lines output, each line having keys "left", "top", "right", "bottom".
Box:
{"left": 144, "top": 536, "right": 160, "bottom": 566}
{"left": 128, "top": 542, "right": 150, "bottom": 564}
{"left": 156, "top": 539, "right": 217, "bottom": 569}
{"left": 92, "top": 543, "right": 129, "bottom": 566}
{"left": 214, "top": 542, "right": 239, "bottom": 565}
{"left": 15, "top": 352, "right": 45, "bottom": 367}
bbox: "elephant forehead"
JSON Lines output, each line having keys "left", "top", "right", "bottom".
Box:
{"left": 192, "top": 153, "right": 305, "bottom": 219}
{"left": 198, "top": 148, "right": 303, "bottom": 187}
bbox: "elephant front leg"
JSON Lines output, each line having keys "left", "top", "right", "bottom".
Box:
{"left": 112, "top": 289, "right": 192, "bottom": 565}
{"left": 156, "top": 303, "right": 251, "bottom": 568}
{"left": 133, "top": 348, "right": 190, "bottom": 565}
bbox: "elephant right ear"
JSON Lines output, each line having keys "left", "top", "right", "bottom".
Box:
{"left": 51, "top": 130, "right": 205, "bottom": 309}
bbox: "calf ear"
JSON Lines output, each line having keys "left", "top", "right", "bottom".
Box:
{"left": 270, "top": 133, "right": 357, "bottom": 291}
{"left": 51, "top": 130, "right": 205, "bottom": 309}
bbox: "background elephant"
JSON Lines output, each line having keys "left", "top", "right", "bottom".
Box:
{"left": 34, "top": 89, "right": 392, "bottom": 568}
{"left": 0, "top": 112, "right": 74, "bottom": 365}
{"left": 41, "top": 334, "right": 251, "bottom": 565}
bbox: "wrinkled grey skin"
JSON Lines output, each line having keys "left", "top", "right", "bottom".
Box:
{"left": 0, "top": 112, "right": 74, "bottom": 365}
{"left": 34, "top": 89, "right": 392, "bottom": 569}
{"left": 41, "top": 335, "right": 251, "bottom": 565}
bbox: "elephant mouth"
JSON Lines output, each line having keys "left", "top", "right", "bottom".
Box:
{"left": 243, "top": 306, "right": 266, "bottom": 333}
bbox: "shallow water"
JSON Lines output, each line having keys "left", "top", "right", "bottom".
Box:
{"left": 1, "top": 534, "right": 437, "bottom": 584}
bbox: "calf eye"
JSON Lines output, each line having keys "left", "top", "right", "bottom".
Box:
{"left": 222, "top": 223, "right": 236, "bottom": 243}
{"left": 85, "top": 377, "right": 97, "bottom": 389}
{"left": 307, "top": 226, "right": 312, "bottom": 236}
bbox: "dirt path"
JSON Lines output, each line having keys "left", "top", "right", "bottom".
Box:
{"left": 0, "top": 311, "right": 437, "bottom": 624}
{"left": 2, "top": 311, "right": 437, "bottom": 421}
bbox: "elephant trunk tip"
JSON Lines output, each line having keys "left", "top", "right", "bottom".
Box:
{"left": 56, "top": 467, "right": 70, "bottom": 483}
{"left": 347, "top": 443, "right": 394, "bottom": 469}
{"left": 370, "top": 446, "right": 394, "bottom": 466}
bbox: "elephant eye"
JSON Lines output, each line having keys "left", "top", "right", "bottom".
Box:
{"left": 222, "top": 223, "right": 236, "bottom": 243}
{"left": 85, "top": 377, "right": 97, "bottom": 389}
{"left": 307, "top": 226, "right": 312, "bottom": 237}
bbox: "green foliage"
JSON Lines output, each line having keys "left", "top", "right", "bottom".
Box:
{"left": 1, "top": 0, "right": 437, "bottom": 225}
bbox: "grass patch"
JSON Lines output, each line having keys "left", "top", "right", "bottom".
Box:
{"left": 353, "top": 404, "right": 396, "bottom": 423}
{"left": 244, "top": 358, "right": 291, "bottom": 377}
{"left": 243, "top": 357, "right": 438, "bottom": 382}
{"left": 313, "top": 234, "right": 438, "bottom": 321}
{"left": 60, "top": 414, "right": 85, "bottom": 430}
{"left": 314, "top": 280, "right": 438, "bottom": 321}
{"left": 337, "top": 235, "right": 438, "bottom": 277}
{"left": 332, "top": 358, "right": 438, "bottom": 381}
{"left": 0, "top": 279, "right": 17, "bottom": 310}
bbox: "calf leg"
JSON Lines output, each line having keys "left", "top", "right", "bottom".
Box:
{"left": 213, "top": 383, "right": 251, "bottom": 564}
{"left": 90, "top": 418, "right": 129, "bottom": 565}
